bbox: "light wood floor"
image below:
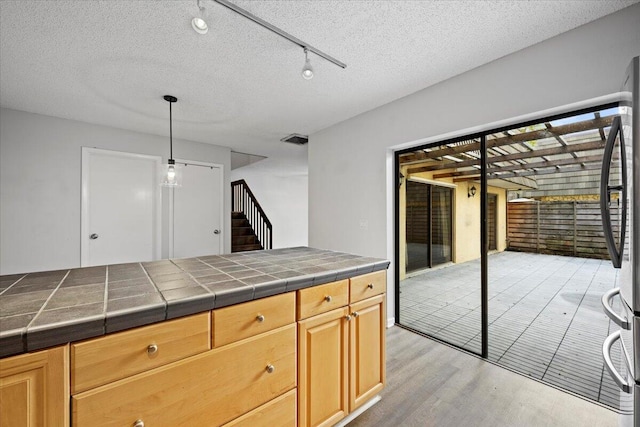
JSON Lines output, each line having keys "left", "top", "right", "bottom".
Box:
{"left": 347, "top": 326, "right": 618, "bottom": 427}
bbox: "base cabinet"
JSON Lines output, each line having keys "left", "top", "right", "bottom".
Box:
{"left": 297, "top": 271, "right": 386, "bottom": 427}
{"left": 0, "top": 345, "right": 69, "bottom": 427}
{"left": 72, "top": 325, "right": 296, "bottom": 426}
{"left": 349, "top": 294, "right": 385, "bottom": 411}
{"left": 298, "top": 307, "right": 350, "bottom": 427}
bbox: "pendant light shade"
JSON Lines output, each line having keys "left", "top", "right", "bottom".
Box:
{"left": 301, "top": 48, "right": 314, "bottom": 80}
{"left": 161, "top": 95, "right": 182, "bottom": 188}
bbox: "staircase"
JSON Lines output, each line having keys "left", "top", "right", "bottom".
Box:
{"left": 232, "top": 211, "right": 263, "bottom": 252}
{"left": 231, "top": 180, "right": 272, "bottom": 253}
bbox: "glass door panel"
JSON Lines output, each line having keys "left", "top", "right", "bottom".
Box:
{"left": 398, "top": 138, "right": 482, "bottom": 355}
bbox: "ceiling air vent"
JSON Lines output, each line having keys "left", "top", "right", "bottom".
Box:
{"left": 280, "top": 133, "right": 308, "bottom": 145}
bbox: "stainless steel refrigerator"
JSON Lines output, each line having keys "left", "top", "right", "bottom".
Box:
{"left": 602, "top": 55, "right": 640, "bottom": 427}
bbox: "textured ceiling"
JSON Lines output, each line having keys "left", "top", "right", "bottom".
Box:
{"left": 1, "top": 0, "right": 637, "bottom": 158}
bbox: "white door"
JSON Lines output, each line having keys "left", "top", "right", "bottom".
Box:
{"left": 172, "top": 161, "right": 223, "bottom": 258}
{"left": 81, "top": 148, "right": 161, "bottom": 266}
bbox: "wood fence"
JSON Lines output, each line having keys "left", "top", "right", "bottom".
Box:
{"left": 507, "top": 201, "right": 620, "bottom": 260}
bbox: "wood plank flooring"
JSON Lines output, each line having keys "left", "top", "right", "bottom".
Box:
{"left": 398, "top": 252, "right": 631, "bottom": 411}
{"left": 347, "top": 326, "right": 617, "bottom": 427}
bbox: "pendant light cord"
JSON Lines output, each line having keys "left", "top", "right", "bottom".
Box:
{"left": 169, "top": 100, "right": 173, "bottom": 160}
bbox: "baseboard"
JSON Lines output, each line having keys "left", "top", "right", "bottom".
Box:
{"left": 387, "top": 316, "right": 395, "bottom": 328}
{"left": 334, "top": 395, "right": 382, "bottom": 427}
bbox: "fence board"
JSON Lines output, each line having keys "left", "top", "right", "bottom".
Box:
{"left": 507, "top": 201, "right": 619, "bottom": 260}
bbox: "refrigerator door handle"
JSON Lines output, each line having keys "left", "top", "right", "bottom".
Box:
{"left": 599, "top": 114, "right": 627, "bottom": 268}
{"left": 601, "top": 287, "right": 632, "bottom": 329}
{"left": 602, "top": 330, "right": 632, "bottom": 393}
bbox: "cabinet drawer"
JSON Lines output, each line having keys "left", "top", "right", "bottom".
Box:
{"left": 297, "top": 279, "right": 349, "bottom": 320}
{"left": 71, "top": 312, "right": 210, "bottom": 394}
{"left": 72, "top": 324, "right": 297, "bottom": 427}
{"left": 350, "top": 270, "right": 386, "bottom": 303}
{"left": 213, "top": 292, "right": 295, "bottom": 347}
{"left": 223, "top": 389, "right": 296, "bottom": 427}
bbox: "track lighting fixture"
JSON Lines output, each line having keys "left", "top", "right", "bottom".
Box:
{"left": 302, "top": 48, "right": 314, "bottom": 80}
{"left": 192, "top": 0, "right": 209, "bottom": 34}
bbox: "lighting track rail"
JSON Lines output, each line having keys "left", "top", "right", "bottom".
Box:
{"left": 212, "top": 0, "right": 347, "bottom": 69}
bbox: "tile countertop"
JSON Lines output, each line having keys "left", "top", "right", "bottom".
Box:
{"left": 0, "top": 247, "right": 389, "bottom": 358}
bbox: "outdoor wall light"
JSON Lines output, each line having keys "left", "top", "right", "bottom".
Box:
{"left": 468, "top": 185, "right": 477, "bottom": 198}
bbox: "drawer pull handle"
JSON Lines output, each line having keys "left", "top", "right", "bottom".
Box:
{"left": 325, "top": 295, "right": 332, "bottom": 303}
{"left": 352, "top": 311, "right": 359, "bottom": 318}
{"left": 266, "top": 364, "right": 275, "bottom": 374}
{"left": 367, "top": 283, "right": 374, "bottom": 289}
{"left": 256, "top": 314, "right": 265, "bottom": 323}
{"left": 147, "top": 344, "right": 158, "bottom": 355}
{"left": 345, "top": 314, "right": 352, "bottom": 321}
{"left": 133, "top": 420, "right": 145, "bottom": 427}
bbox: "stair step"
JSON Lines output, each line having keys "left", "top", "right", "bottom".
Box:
{"left": 231, "top": 211, "right": 245, "bottom": 219}
{"left": 232, "top": 244, "right": 263, "bottom": 253}
{"left": 232, "top": 227, "right": 255, "bottom": 236}
{"left": 232, "top": 219, "right": 250, "bottom": 227}
{"left": 232, "top": 235, "right": 260, "bottom": 245}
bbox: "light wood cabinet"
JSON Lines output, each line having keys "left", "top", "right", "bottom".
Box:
{"left": 223, "top": 388, "right": 297, "bottom": 427}
{"left": 298, "top": 306, "right": 350, "bottom": 427}
{"left": 0, "top": 345, "right": 69, "bottom": 427}
{"left": 297, "top": 279, "right": 349, "bottom": 319}
{"left": 349, "top": 294, "right": 385, "bottom": 411}
{"left": 71, "top": 312, "right": 210, "bottom": 393}
{"left": 72, "top": 324, "right": 296, "bottom": 426}
{"left": 213, "top": 292, "right": 295, "bottom": 347}
{"left": 297, "top": 275, "right": 386, "bottom": 427}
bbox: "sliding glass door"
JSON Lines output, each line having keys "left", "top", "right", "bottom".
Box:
{"left": 405, "top": 181, "right": 453, "bottom": 272}
{"left": 397, "top": 138, "right": 484, "bottom": 355}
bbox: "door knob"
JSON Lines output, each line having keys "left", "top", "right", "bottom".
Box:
{"left": 89, "top": 233, "right": 99, "bottom": 240}
{"left": 213, "top": 229, "right": 220, "bottom": 234}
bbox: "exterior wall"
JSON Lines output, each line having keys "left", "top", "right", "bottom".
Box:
{"left": 398, "top": 164, "right": 507, "bottom": 279}
{"left": 309, "top": 5, "right": 640, "bottom": 324}
{"left": 0, "top": 108, "right": 232, "bottom": 275}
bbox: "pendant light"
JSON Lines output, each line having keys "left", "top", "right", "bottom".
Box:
{"left": 192, "top": 0, "right": 209, "bottom": 34}
{"left": 301, "top": 48, "right": 314, "bottom": 80}
{"left": 161, "top": 95, "right": 182, "bottom": 187}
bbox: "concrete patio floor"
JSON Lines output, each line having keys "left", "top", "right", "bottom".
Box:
{"left": 399, "top": 251, "right": 632, "bottom": 412}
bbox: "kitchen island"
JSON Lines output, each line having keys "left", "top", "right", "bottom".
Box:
{"left": 0, "top": 247, "right": 389, "bottom": 426}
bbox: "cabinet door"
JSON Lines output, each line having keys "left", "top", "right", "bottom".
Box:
{"left": 0, "top": 345, "right": 69, "bottom": 427}
{"left": 298, "top": 306, "right": 349, "bottom": 427}
{"left": 349, "top": 294, "right": 385, "bottom": 411}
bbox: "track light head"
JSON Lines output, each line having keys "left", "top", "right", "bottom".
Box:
{"left": 302, "top": 48, "right": 314, "bottom": 80}
{"left": 192, "top": 0, "right": 209, "bottom": 34}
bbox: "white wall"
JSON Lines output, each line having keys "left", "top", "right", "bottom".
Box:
{"left": 308, "top": 5, "right": 640, "bottom": 324}
{"left": 230, "top": 146, "right": 308, "bottom": 249}
{"left": 0, "top": 108, "right": 231, "bottom": 275}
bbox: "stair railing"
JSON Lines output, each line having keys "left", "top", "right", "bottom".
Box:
{"left": 231, "top": 179, "right": 273, "bottom": 250}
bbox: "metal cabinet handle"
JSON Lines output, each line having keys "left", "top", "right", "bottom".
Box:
{"left": 601, "top": 288, "right": 631, "bottom": 329}
{"left": 325, "top": 295, "right": 332, "bottom": 303}
{"left": 602, "top": 330, "right": 631, "bottom": 393}
{"left": 367, "top": 283, "right": 374, "bottom": 289}
{"left": 352, "top": 311, "right": 359, "bottom": 318}
{"left": 266, "top": 364, "right": 275, "bottom": 374}
{"left": 345, "top": 314, "right": 352, "bottom": 321}
{"left": 147, "top": 344, "right": 158, "bottom": 355}
{"left": 133, "top": 420, "right": 145, "bottom": 427}
{"left": 89, "top": 233, "right": 99, "bottom": 240}
{"left": 256, "top": 314, "right": 265, "bottom": 323}
{"left": 214, "top": 229, "right": 220, "bottom": 234}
